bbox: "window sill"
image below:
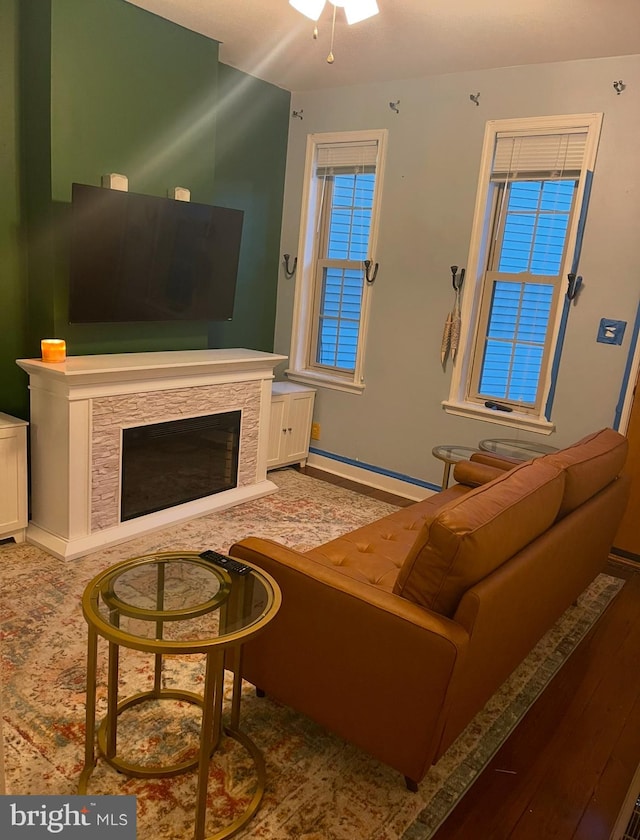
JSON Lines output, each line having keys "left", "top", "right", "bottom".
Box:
{"left": 442, "top": 400, "right": 555, "bottom": 435}
{"left": 285, "top": 369, "right": 365, "bottom": 395}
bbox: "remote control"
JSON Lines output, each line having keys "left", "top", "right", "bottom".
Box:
{"left": 198, "top": 550, "right": 251, "bottom": 575}
{"left": 484, "top": 400, "right": 513, "bottom": 412}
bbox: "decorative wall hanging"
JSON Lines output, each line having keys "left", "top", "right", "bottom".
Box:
{"left": 441, "top": 266, "right": 465, "bottom": 365}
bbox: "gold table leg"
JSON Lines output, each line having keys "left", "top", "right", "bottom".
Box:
{"left": 105, "top": 640, "right": 119, "bottom": 759}
{"left": 442, "top": 460, "right": 452, "bottom": 489}
{"left": 194, "top": 649, "right": 223, "bottom": 840}
{"left": 78, "top": 625, "right": 98, "bottom": 793}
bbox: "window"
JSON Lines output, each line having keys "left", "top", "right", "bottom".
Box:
{"left": 288, "top": 130, "right": 387, "bottom": 392}
{"left": 445, "top": 114, "right": 602, "bottom": 432}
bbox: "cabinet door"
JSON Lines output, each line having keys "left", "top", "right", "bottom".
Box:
{"left": 267, "top": 396, "right": 287, "bottom": 468}
{"left": 0, "top": 430, "right": 24, "bottom": 535}
{"left": 283, "top": 392, "right": 315, "bottom": 463}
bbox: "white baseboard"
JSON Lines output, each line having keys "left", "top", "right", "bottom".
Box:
{"left": 306, "top": 453, "right": 435, "bottom": 502}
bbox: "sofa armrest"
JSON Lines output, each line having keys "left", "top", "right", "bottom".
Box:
{"left": 470, "top": 451, "right": 521, "bottom": 470}
{"left": 453, "top": 459, "right": 507, "bottom": 487}
{"left": 229, "top": 536, "right": 469, "bottom": 782}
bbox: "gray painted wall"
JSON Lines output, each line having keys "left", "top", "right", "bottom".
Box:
{"left": 275, "top": 54, "right": 640, "bottom": 489}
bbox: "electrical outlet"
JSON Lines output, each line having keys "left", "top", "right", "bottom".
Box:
{"left": 311, "top": 422, "right": 321, "bottom": 440}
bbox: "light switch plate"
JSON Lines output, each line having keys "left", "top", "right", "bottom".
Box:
{"left": 597, "top": 319, "right": 627, "bottom": 345}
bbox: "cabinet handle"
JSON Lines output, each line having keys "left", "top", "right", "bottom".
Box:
{"left": 288, "top": 427, "right": 292, "bottom": 432}
{"left": 282, "top": 428, "right": 287, "bottom": 434}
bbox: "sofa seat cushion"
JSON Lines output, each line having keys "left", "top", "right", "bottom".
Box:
{"left": 304, "top": 483, "right": 472, "bottom": 591}
{"left": 541, "top": 427, "right": 627, "bottom": 518}
{"left": 393, "top": 460, "right": 565, "bottom": 617}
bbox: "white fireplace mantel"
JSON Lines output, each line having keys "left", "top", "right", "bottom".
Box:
{"left": 17, "top": 348, "right": 287, "bottom": 394}
{"left": 17, "top": 349, "right": 287, "bottom": 560}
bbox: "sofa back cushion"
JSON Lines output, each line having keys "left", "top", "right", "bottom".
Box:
{"left": 541, "top": 427, "right": 627, "bottom": 519}
{"left": 393, "top": 460, "right": 565, "bottom": 617}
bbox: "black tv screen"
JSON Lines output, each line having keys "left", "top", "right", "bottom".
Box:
{"left": 68, "top": 183, "right": 244, "bottom": 323}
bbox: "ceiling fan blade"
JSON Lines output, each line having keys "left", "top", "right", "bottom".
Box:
{"left": 289, "top": 0, "right": 327, "bottom": 21}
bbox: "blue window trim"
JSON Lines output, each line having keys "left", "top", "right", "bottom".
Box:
{"left": 544, "top": 169, "right": 594, "bottom": 420}
{"left": 613, "top": 297, "right": 640, "bottom": 430}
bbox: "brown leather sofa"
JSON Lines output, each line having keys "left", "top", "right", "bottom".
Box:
{"left": 229, "top": 428, "right": 629, "bottom": 789}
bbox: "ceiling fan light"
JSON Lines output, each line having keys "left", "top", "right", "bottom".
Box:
{"left": 289, "top": 0, "right": 327, "bottom": 21}
{"left": 343, "top": 0, "right": 379, "bottom": 24}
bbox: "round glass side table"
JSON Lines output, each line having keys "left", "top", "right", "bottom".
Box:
{"left": 432, "top": 445, "right": 481, "bottom": 489}
{"left": 79, "top": 551, "right": 281, "bottom": 840}
{"left": 479, "top": 437, "right": 558, "bottom": 461}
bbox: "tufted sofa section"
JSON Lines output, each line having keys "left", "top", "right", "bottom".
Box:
{"left": 302, "top": 482, "right": 470, "bottom": 591}
{"left": 229, "top": 428, "right": 630, "bottom": 788}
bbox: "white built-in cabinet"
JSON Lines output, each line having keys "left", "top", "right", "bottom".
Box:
{"left": 268, "top": 382, "right": 316, "bottom": 470}
{"left": 0, "top": 413, "right": 28, "bottom": 543}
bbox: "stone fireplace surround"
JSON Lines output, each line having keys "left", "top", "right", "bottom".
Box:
{"left": 17, "top": 349, "right": 286, "bottom": 560}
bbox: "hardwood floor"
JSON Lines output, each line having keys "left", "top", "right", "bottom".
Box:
{"left": 432, "top": 566, "right": 640, "bottom": 840}
{"left": 300, "top": 465, "right": 640, "bottom": 840}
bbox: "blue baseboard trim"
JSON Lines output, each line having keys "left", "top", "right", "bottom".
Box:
{"left": 308, "top": 447, "right": 440, "bottom": 493}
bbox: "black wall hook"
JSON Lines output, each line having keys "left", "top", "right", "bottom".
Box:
{"left": 567, "top": 273, "right": 582, "bottom": 301}
{"left": 364, "top": 260, "right": 379, "bottom": 284}
{"left": 451, "top": 265, "right": 465, "bottom": 291}
{"left": 283, "top": 254, "right": 297, "bottom": 278}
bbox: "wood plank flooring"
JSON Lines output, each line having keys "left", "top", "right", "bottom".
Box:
{"left": 431, "top": 569, "right": 640, "bottom": 840}
{"left": 299, "top": 465, "right": 640, "bottom": 840}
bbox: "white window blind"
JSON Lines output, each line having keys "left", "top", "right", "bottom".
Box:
{"left": 316, "top": 140, "right": 378, "bottom": 175}
{"left": 492, "top": 130, "right": 588, "bottom": 180}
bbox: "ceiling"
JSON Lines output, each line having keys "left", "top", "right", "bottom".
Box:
{"left": 125, "top": 0, "right": 640, "bottom": 91}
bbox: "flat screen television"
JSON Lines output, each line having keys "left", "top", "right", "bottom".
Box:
{"left": 68, "top": 182, "right": 244, "bottom": 323}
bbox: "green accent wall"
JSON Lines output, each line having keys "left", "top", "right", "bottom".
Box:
{"left": 209, "top": 64, "right": 290, "bottom": 351}
{"left": 1, "top": 0, "right": 289, "bottom": 416}
{"left": 0, "top": 0, "right": 28, "bottom": 417}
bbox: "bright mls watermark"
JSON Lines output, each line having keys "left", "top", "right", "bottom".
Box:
{"left": 0, "top": 796, "right": 136, "bottom": 838}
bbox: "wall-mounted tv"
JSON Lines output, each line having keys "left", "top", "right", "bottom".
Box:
{"left": 68, "top": 182, "right": 244, "bottom": 323}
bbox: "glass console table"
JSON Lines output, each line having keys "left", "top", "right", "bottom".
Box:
{"left": 478, "top": 438, "right": 558, "bottom": 461}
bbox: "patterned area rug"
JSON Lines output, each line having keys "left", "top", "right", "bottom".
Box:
{"left": 0, "top": 468, "right": 623, "bottom": 839}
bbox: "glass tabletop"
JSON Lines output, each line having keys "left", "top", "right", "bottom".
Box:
{"left": 478, "top": 438, "right": 558, "bottom": 461}
{"left": 432, "top": 445, "right": 481, "bottom": 463}
{"left": 82, "top": 551, "right": 279, "bottom": 651}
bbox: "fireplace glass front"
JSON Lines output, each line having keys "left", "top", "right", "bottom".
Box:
{"left": 121, "top": 411, "right": 241, "bottom": 521}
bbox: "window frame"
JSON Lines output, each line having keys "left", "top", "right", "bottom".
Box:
{"left": 444, "top": 113, "right": 603, "bottom": 433}
{"left": 468, "top": 177, "right": 579, "bottom": 414}
{"left": 286, "top": 129, "right": 388, "bottom": 393}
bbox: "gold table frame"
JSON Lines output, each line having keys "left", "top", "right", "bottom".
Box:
{"left": 78, "top": 551, "right": 281, "bottom": 840}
